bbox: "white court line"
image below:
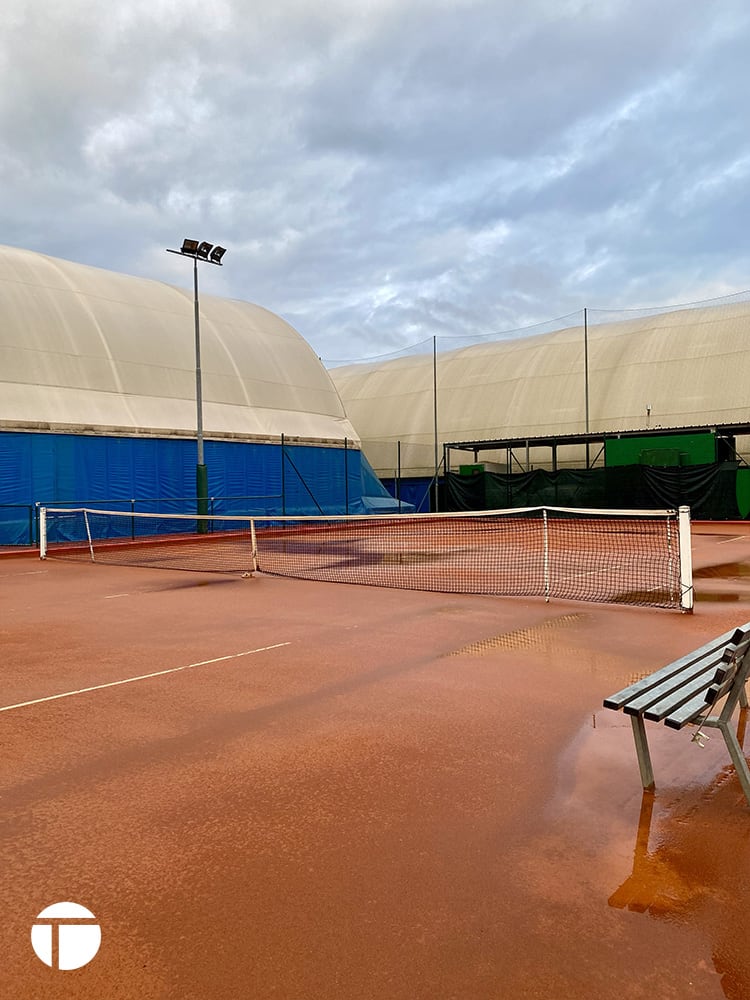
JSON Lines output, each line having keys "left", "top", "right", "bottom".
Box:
{"left": 0, "top": 642, "right": 291, "bottom": 714}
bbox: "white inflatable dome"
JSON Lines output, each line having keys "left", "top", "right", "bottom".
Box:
{"left": 0, "top": 244, "right": 357, "bottom": 444}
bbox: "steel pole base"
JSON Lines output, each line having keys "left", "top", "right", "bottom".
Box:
{"left": 197, "top": 464, "right": 209, "bottom": 534}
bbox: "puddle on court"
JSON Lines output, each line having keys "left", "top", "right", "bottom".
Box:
{"left": 691, "top": 561, "right": 750, "bottom": 602}
{"left": 695, "top": 592, "right": 742, "bottom": 603}
{"left": 527, "top": 710, "right": 750, "bottom": 998}
{"left": 694, "top": 562, "right": 750, "bottom": 579}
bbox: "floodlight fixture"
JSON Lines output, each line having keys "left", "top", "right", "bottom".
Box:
{"left": 167, "top": 238, "right": 226, "bottom": 267}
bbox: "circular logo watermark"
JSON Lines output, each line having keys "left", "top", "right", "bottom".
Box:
{"left": 31, "top": 902, "right": 101, "bottom": 970}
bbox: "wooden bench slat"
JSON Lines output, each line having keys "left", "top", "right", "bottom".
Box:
{"left": 705, "top": 635, "right": 750, "bottom": 703}
{"left": 602, "top": 626, "right": 744, "bottom": 711}
{"left": 707, "top": 672, "right": 747, "bottom": 706}
{"left": 660, "top": 637, "right": 750, "bottom": 727}
{"left": 665, "top": 691, "right": 718, "bottom": 729}
{"left": 713, "top": 661, "right": 739, "bottom": 686}
{"left": 707, "top": 679, "right": 740, "bottom": 705}
{"left": 621, "top": 658, "right": 724, "bottom": 717}
{"left": 641, "top": 665, "right": 724, "bottom": 721}
{"left": 649, "top": 638, "right": 750, "bottom": 719}
{"left": 640, "top": 641, "right": 750, "bottom": 720}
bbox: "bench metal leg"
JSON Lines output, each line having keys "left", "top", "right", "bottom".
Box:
{"left": 717, "top": 720, "right": 750, "bottom": 807}
{"left": 630, "top": 715, "right": 655, "bottom": 791}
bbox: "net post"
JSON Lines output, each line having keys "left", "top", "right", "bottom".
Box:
{"left": 542, "top": 508, "right": 550, "bottom": 602}
{"left": 250, "top": 518, "right": 258, "bottom": 573}
{"left": 678, "top": 505, "right": 693, "bottom": 613}
{"left": 83, "top": 510, "right": 96, "bottom": 562}
{"left": 39, "top": 506, "right": 47, "bottom": 560}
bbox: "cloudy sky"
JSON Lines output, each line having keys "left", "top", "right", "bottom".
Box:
{"left": 2, "top": 0, "right": 749, "bottom": 362}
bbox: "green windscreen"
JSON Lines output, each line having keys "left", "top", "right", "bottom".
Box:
{"left": 605, "top": 433, "right": 716, "bottom": 468}
{"left": 736, "top": 468, "right": 750, "bottom": 518}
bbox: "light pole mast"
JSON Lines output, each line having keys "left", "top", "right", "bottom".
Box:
{"left": 192, "top": 253, "right": 204, "bottom": 470}
{"left": 166, "top": 239, "right": 227, "bottom": 530}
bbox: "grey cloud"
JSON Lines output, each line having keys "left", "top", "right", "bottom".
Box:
{"left": 1, "top": 0, "right": 749, "bottom": 363}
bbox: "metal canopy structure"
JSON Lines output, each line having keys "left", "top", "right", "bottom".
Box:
{"left": 444, "top": 421, "right": 750, "bottom": 475}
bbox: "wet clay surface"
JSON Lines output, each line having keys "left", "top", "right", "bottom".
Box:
{"left": 2, "top": 526, "right": 750, "bottom": 999}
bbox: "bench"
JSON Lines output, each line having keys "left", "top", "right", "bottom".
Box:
{"left": 603, "top": 623, "right": 750, "bottom": 806}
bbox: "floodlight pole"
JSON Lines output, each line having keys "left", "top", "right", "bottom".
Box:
{"left": 166, "top": 239, "right": 227, "bottom": 532}
{"left": 584, "top": 306, "right": 590, "bottom": 468}
{"left": 192, "top": 254, "right": 204, "bottom": 468}
{"left": 433, "top": 336, "right": 439, "bottom": 512}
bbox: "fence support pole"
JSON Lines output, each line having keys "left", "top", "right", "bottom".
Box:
{"left": 584, "top": 306, "right": 590, "bottom": 468}
{"left": 433, "top": 336, "right": 439, "bottom": 512}
{"left": 397, "top": 440, "right": 402, "bottom": 513}
{"left": 344, "top": 437, "right": 349, "bottom": 514}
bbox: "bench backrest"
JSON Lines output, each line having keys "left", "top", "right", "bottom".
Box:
{"left": 705, "top": 631, "right": 750, "bottom": 706}
{"left": 604, "top": 622, "right": 750, "bottom": 729}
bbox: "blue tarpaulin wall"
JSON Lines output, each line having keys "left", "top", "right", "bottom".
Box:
{"left": 380, "top": 476, "right": 433, "bottom": 513}
{"left": 0, "top": 431, "right": 401, "bottom": 545}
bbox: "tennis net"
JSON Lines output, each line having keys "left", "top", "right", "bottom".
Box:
{"left": 39, "top": 505, "right": 693, "bottom": 611}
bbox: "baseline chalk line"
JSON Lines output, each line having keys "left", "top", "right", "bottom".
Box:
{"left": 0, "top": 642, "right": 291, "bottom": 714}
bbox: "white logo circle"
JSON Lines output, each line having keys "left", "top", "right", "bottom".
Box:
{"left": 31, "top": 902, "right": 101, "bottom": 970}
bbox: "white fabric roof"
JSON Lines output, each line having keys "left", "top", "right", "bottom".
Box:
{"left": 0, "top": 244, "right": 357, "bottom": 444}
{"left": 331, "top": 301, "right": 750, "bottom": 474}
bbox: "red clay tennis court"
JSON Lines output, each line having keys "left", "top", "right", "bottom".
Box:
{"left": 2, "top": 522, "right": 750, "bottom": 998}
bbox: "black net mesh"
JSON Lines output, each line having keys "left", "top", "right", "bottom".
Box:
{"left": 42, "top": 506, "right": 686, "bottom": 609}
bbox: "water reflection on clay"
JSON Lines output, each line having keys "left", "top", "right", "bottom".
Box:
{"left": 609, "top": 735, "right": 750, "bottom": 999}
{"left": 695, "top": 563, "right": 750, "bottom": 579}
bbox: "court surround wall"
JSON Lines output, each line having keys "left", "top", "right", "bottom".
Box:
{"left": 0, "top": 431, "right": 383, "bottom": 545}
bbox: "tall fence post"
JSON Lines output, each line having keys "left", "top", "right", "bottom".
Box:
{"left": 397, "top": 440, "right": 402, "bottom": 513}
{"left": 433, "top": 335, "right": 439, "bottom": 512}
{"left": 584, "top": 306, "right": 590, "bottom": 469}
{"left": 344, "top": 437, "right": 349, "bottom": 514}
